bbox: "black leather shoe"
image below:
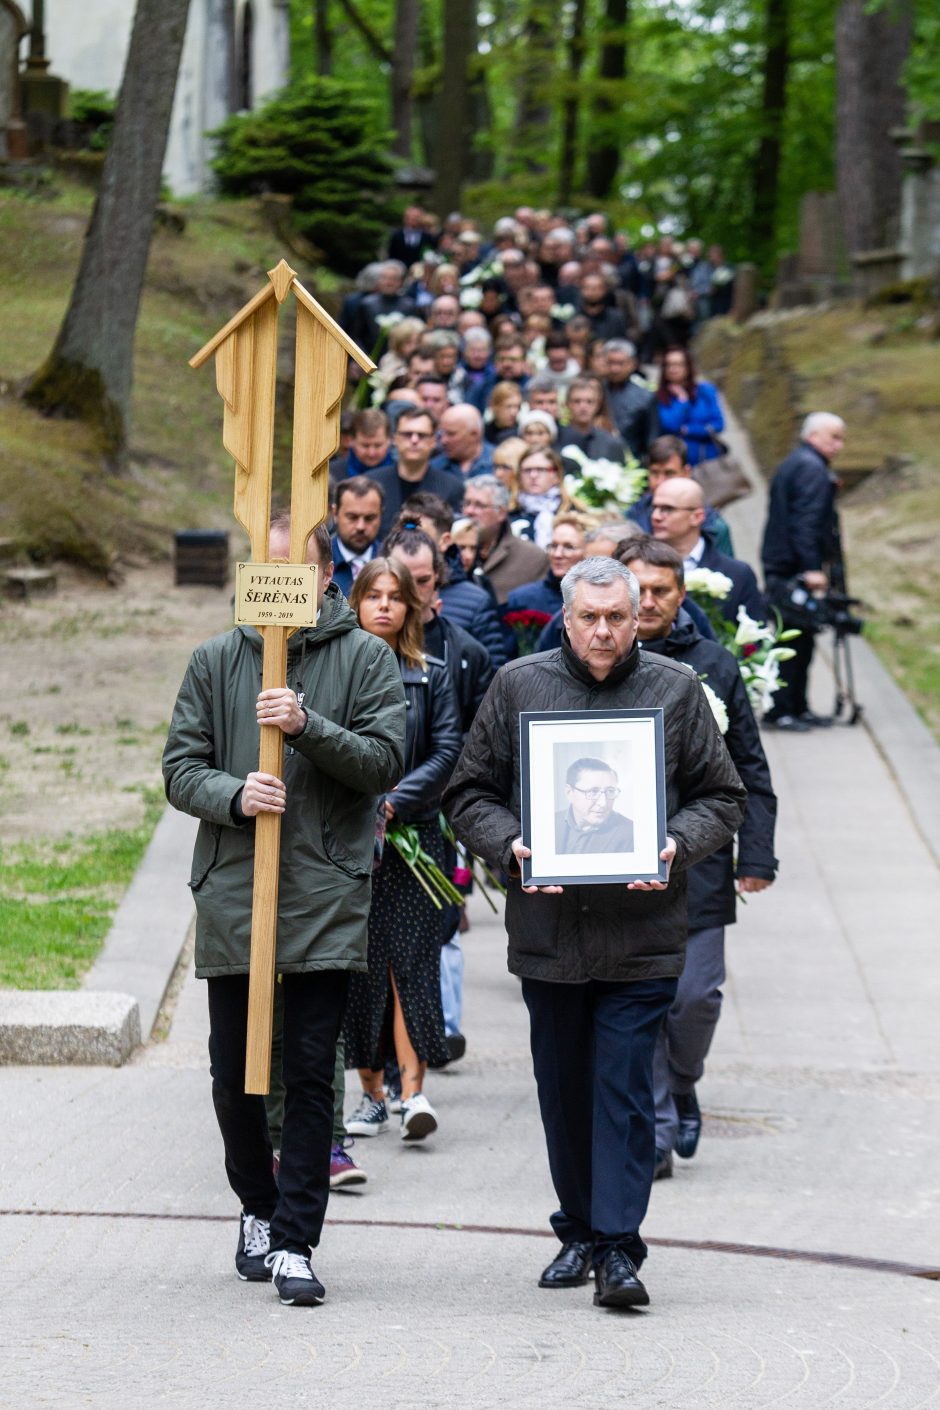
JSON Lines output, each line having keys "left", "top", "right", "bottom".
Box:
{"left": 653, "top": 1148, "right": 673, "bottom": 1180}
{"left": 763, "top": 714, "right": 811, "bottom": 733}
{"left": 674, "top": 1089, "right": 702, "bottom": 1159}
{"left": 538, "top": 1239, "right": 594, "bottom": 1288}
{"left": 594, "top": 1249, "right": 650, "bottom": 1308}
{"left": 798, "top": 710, "right": 834, "bottom": 727}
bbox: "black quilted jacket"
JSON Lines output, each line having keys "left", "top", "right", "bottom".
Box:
{"left": 443, "top": 636, "right": 746, "bottom": 983}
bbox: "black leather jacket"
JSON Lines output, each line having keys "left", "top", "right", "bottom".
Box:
{"left": 444, "top": 636, "right": 746, "bottom": 983}
{"left": 390, "top": 657, "right": 462, "bottom": 824}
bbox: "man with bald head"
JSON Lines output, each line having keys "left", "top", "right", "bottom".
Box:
{"left": 760, "top": 412, "right": 846, "bottom": 730}
{"left": 431, "top": 403, "right": 494, "bottom": 480}
{"left": 651, "top": 478, "right": 764, "bottom": 626}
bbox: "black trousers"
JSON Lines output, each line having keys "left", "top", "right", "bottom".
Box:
{"left": 764, "top": 580, "right": 817, "bottom": 719}
{"left": 522, "top": 975, "right": 678, "bottom": 1268}
{"left": 207, "top": 969, "right": 348, "bottom": 1255}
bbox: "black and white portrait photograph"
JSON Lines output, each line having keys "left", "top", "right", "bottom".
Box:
{"left": 554, "top": 747, "right": 635, "bottom": 854}
{"left": 520, "top": 709, "right": 667, "bottom": 886}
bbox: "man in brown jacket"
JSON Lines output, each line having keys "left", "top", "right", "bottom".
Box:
{"left": 444, "top": 557, "right": 745, "bottom": 1310}
{"left": 461, "top": 475, "right": 548, "bottom": 603}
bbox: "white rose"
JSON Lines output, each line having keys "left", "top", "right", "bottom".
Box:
{"left": 459, "top": 287, "right": 483, "bottom": 309}
{"left": 685, "top": 568, "right": 734, "bottom": 600}
{"left": 700, "top": 681, "right": 729, "bottom": 734}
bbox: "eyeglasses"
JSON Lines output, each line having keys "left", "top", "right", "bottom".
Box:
{"left": 548, "top": 542, "right": 582, "bottom": 554}
{"left": 650, "top": 504, "right": 689, "bottom": 515}
{"left": 398, "top": 430, "right": 434, "bottom": 441}
{"left": 521, "top": 464, "right": 555, "bottom": 476}
{"left": 570, "top": 786, "right": 620, "bottom": 801}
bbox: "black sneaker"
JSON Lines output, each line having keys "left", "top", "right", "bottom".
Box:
{"left": 265, "top": 1249, "right": 325, "bottom": 1306}
{"left": 235, "top": 1212, "right": 272, "bottom": 1281}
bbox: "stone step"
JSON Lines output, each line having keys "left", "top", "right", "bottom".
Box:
{"left": 3, "top": 566, "right": 57, "bottom": 599}
{"left": 0, "top": 991, "right": 140, "bottom": 1066}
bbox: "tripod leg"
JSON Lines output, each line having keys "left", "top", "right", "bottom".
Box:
{"left": 841, "top": 634, "right": 862, "bottom": 725}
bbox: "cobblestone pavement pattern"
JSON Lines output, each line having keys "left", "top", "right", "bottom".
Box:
{"left": 1, "top": 417, "right": 939, "bottom": 1408}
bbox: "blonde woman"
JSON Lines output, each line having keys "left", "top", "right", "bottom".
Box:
{"left": 344, "top": 559, "right": 461, "bottom": 1142}
{"left": 511, "top": 447, "right": 582, "bottom": 547}
{"left": 376, "top": 316, "right": 428, "bottom": 392}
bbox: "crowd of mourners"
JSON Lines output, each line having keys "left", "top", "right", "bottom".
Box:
{"left": 166, "top": 200, "right": 849, "bottom": 1308}
{"left": 323, "top": 204, "right": 754, "bottom": 1164}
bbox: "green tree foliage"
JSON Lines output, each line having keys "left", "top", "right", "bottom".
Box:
{"left": 283, "top": 0, "right": 927, "bottom": 274}
{"left": 211, "top": 77, "right": 400, "bottom": 274}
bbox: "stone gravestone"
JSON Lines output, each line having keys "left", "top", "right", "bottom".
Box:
{"left": 0, "top": 0, "right": 28, "bottom": 159}
{"left": 797, "top": 191, "right": 844, "bottom": 281}
{"left": 898, "top": 125, "right": 940, "bottom": 282}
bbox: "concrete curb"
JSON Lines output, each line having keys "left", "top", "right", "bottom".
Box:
{"left": 83, "top": 804, "right": 198, "bottom": 1045}
{"left": 0, "top": 991, "right": 140, "bottom": 1066}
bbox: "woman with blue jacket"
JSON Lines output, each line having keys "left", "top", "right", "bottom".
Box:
{"left": 653, "top": 347, "right": 724, "bottom": 468}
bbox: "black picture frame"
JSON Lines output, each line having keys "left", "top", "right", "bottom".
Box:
{"left": 519, "top": 708, "right": 668, "bottom": 886}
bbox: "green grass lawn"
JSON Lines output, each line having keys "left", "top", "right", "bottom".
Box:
{"left": 0, "top": 789, "right": 164, "bottom": 989}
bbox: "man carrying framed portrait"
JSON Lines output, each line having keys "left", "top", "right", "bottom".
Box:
{"left": 443, "top": 557, "right": 746, "bottom": 1310}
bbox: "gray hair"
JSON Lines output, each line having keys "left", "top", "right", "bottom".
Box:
{"left": 466, "top": 474, "right": 509, "bottom": 510}
{"left": 802, "top": 411, "right": 845, "bottom": 439}
{"left": 462, "top": 326, "right": 493, "bottom": 350}
{"left": 585, "top": 521, "right": 644, "bottom": 547}
{"left": 525, "top": 373, "right": 558, "bottom": 396}
{"left": 561, "top": 556, "right": 640, "bottom": 615}
{"left": 423, "top": 329, "right": 461, "bottom": 352}
{"left": 357, "top": 261, "right": 385, "bottom": 292}
{"left": 603, "top": 339, "right": 637, "bottom": 359}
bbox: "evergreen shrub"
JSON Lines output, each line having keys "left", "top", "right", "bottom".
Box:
{"left": 211, "top": 78, "right": 399, "bottom": 275}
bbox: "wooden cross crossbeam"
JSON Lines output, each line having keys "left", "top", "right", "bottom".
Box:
{"left": 191, "top": 259, "right": 374, "bottom": 1094}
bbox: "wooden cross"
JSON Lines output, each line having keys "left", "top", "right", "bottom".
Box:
{"left": 190, "top": 260, "right": 374, "bottom": 1093}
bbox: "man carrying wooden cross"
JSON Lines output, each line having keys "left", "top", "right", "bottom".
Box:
{"left": 163, "top": 514, "right": 406, "bottom": 1306}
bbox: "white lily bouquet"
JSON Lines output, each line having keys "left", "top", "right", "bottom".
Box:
{"left": 562, "top": 445, "right": 647, "bottom": 513}
{"left": 684, "top": 568, "right": 800, "bottom": 715}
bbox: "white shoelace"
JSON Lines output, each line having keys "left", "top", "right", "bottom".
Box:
{"left": 242, "top": 1215, "right": 270, "bottom": 1257}
{"left": 265, "top": 1250, "right": 315, "bottom": 1282}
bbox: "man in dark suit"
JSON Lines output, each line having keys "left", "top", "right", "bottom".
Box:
{"left": 386, "top": 206, "right": 438, "bottom": 266}
{"left": 650, "top": 479, "right": 765, "bottom": 626}
{"left": 330, "top": 479, "right": 384, "bottom": 597}
{"left": 368, "top": 408, "right": 466, "bottom": 536}
{"left": 760, "top": 412, "right": 844, "bottom": 731}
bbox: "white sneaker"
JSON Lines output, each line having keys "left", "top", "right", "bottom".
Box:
{"left": 400, "top": 1092, "right": 438, "bottom": 1141}
{"left": 345, "top": 1094, "right": 389, "bottom": 1136}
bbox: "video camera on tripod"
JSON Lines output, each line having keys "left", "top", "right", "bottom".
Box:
{"left": 783, "top": 579, "right": 865, "bottom": 638}
{"left": 781, "top": 573, "right": 866, "bottom": 725}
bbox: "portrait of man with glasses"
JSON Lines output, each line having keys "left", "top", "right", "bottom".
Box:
{"left": 555, "top": 755, "right": 634, "bottom": 854}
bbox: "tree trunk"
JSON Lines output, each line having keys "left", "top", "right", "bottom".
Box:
{"left": 23, "top": 0, "right": 191, "bottom": 464}
{"left": 748, "top": 0, "right": 791, "bottom": 275}
{"left": 558, "top": 0, "right": 587, "bottom": 205}
{"left": 514, "top": 0, "right": 556, "bottom": 173}
{"left": 434, "top": 0, "right": 477, "bottom": 212}
{"left": 835, "top": 0, "right": 912, "bottom": 255}
{"left": 314, "top": 0, "right": 333, "bottom": 75}
{"left": 586, "top": 0, "right": 628, "bottom": 199}
{"left": 391, "top": 0, "right": 419, "bottom": 159}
